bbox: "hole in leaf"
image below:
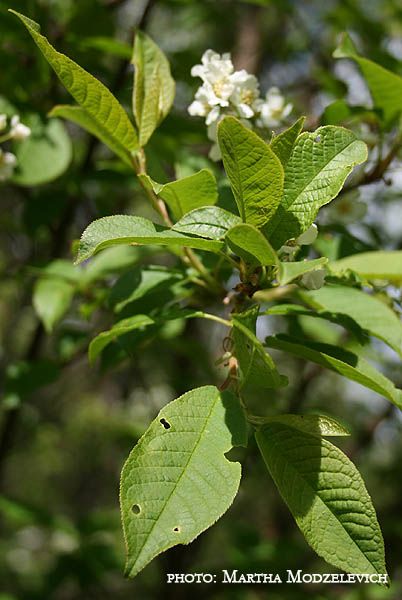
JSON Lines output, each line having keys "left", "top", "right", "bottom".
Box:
{"left": 314, "top": 136, "right": 321, "bottom": 143}
{"left": 160, "top": 418, "right": 171, "bottom": 429}
{"left": 173, "top": 526, "right": 181, "bottom": 533}
{"left": 132, "top": 504, "right": 141, "bottom": 515}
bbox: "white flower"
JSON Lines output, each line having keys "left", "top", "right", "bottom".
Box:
{"left": 10, "top": 115, "right": 31, "bottom": 141}
{"left": 257, "top": 87, "right": 292, "bottom": 128}
{"left": 296, "top": 224, "right": 318, "bottom": 246}
{"left": 188, "top": 84, "right": 221, "bottom": 124}
{"left": 0, "top": 149, "right": 17, "bottom": 181}
{"left": 0, "top": 113, "right": 7, "bottom": 132}
{"left": 327, "top": 190, "right": 367, "bottom": 224}
{"left": 190, "top": 50, "right": 235, "bottom": 108}
{"left": 229, "top": 70, "right": 260, "bottom": 118}
{"left": 300, "top": 268, "right": 327, "bottom": 290}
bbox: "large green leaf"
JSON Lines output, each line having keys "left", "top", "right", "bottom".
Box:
{"left": 263, "top": 126, "right": 367, "bottom": 248}
{"left": 218, "top": 116, "right": 284, "bottom": 227}
{"left": 49, "top": 105, "right": 132, "bottom": 166}
{"left": 11, "top": 10, "right": 138, "bottom": 160}
{"left": 256, "top": 421, "right": 387, "bottom": 576}
{"left": 132, "top": 30, "right": 175, "bottom": 147}
{"left": 265, "top": 334, "right": 402, "bottom": 410}
{"left": 120, "top": 385, "right": 247, "bottom": 578}
{"left": 334, "top": 33, "right": 402, "bottom": 127}
{"left": 33, "top": 277, "right": 75, "bottom": 333}
{"left": 270, "top": 117, "right": 305, "bottom": 168}
{"left": 232, "top": 306, "right": 286, "bottom": 389}
{"left": 75, "top": 215, "right": 223, "bottom": 264}
{"left": 173, "top": 206, "right": 241, "bottom": 240}
{"left": 301, "top": 284, "right": 402, "bottom": 356}
{"left": 278, "top": 258, "right": 328, "bottom": 286}
{"left": 139, "top": 170, "right": 217, "bottom": 221}
{"left": 226, "top": 223, "right": 278, "bottom": 266}
{"left": 12, "top": 116, "right": 72, "bottom": 186}
{"left": 330, "top": 251, "right": 402, "bottom": 283}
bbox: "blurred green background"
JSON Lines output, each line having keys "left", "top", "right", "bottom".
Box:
{"left": 1, "top": 0, "right": 402, "bottom": 598}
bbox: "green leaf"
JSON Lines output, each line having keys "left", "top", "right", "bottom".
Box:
{"left": 330, "top": 251, "right": 402, "bottom": 283}
{"left": 277, "top": 257, "right": 328, "bottom": 286}
{"left": 226, "top": 223, "right": 278, "bottom": 266}
{"left": 270, "top": 117, "right": 305, "bottom": 167}
{"left": 82, "top": 246, "right": 140, "bottom": 284}
{"left": 256, "top": 421, "right": 387, "bottom": 576}
{"left": 89, "top": 309, "right": 230, "bottom": 365}
{"left": 132, "top": 30, "right": 175, "bottom": 146}
{"left": 334, "top": 32, "right": 402, "bottom": 127}
{"left": 139, "top": 169, "right": 217, "bottom": 221}
{"left": 263, "top": 126, "right": 367, "bottom": 249}
{"left": 109, "top": 266, "right": 185, "bottom": 313}
{"left": 120, "top": 385, "right": 247, "bottom": 578}
{"left": 12, "top": 116, "right": 72, "bottom": 186}
{"left": 301, "top": 284, "right": 402, "bottom": 357}
{"left": 33, "top": 277, "right": 75, "bottom": 333}
{"left": 232, "top": 306, "right": 286, "bottom": 389}
{"left": 75, "top": 215, "right": 223, "bottom": 264}
{"left": 253, "top": 414, "right": 350, "bottom": 437}
{"left": 10, "top": 10, "right": 138, "bottom": 160}
{"left": 218, "top": 116, "right": 284, "bottom": 227}
{"left": 173, "top": 206, "right": 241, "bottom": 240}
{"left": 265, "top": 303, "right": 370, "bottom": 345}
{"left": 49, "top": 105, "right": 132, "bottom": 166}
{"left": 265, "top": 334, "right": 402, "bottom": 410}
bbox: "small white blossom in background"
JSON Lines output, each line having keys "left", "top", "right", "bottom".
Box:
{"left": 296, "top": 223, "right": 318, "bottom": 246}
{"left": 257, "top": 87, "right": 293, "bottom": 129}
{"left": 300, "top": 268, "right": 327, "bottom": 290}
{"left": 188, "top": 50, "right": 292, "bottom": 161}
{"left": 10, "top": 115, "right": 31, "bottom": 141}
{"left": 327, "top": 190, "right": 367, "bottom": 224}
{"left": 0, "top": 148, "right": 17, "bottom": 181}
{"left": 0, "top": 113, "right": 7, "bottom": 132}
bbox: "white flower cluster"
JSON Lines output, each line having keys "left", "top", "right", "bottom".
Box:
{"left": 0, "top": 113, "right": 31, "bottom": 182}
{"left": 188, "top": 50, "right": 292, "bottom": 160}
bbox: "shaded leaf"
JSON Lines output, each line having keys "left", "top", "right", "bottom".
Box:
{"left": 253, "top": 414, "right": 350, "bottom": 437}
{"left": 226, "top": 223, "right": 278, "bottom": 266}
{"left": 270, "top": 117, "right": 305, "bottom": 167}
{"left": 256, "top": 421, "right": 387, "bottom": 576}
{"left": 265, "top": 334, "right": 402, "bottom": 410}
{"left": 33, "top": 277, "right": 75, "bottom": 333}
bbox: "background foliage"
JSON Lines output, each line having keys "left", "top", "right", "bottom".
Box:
{"left": 1, "top": 0, "right": 402, "bottom": 598}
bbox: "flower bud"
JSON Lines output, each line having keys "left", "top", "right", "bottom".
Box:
{"left": 300, "top": 268, "right": 327, "bottom": 290}
{"left": 10, "top": 115, "right": 31, "bottom": 141}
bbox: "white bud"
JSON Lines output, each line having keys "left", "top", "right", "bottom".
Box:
{"left": 300, "top": 268, "right": 327, "bottom": 290}
{"left": 296, "top": 223, "right": 318, "bottom": 245}
{"left": 10, "top": 115, "right": 31, "bottom": 141}
{"left": 0, "top": 113, "right": 7, "bottom": 132}
{"left": 0, "top": 149, "right": 17, "bottom": 181}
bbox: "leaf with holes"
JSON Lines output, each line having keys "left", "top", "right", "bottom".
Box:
{"left": 75, "top": 215, "right": 223, "bottom": 264}
{"left": 256, "top": 421, "right": 387, "bottom": 578}
{"left": 132, "top": 30, "right": 175, "bottom": 146}
{"left": 262, "top": 126, "right": 367, "bottom": 249}
{"left": 265, "top": 334, "right": 402, "bottom": 410}
{"left": 218, "top": 116, "right": 284, "bottom": 228}
{"left": 11, "top": 10, "right": 138, "bottom": 163}
{"left": 120, "top": 385, "right": 247, "bottom": 578}
{"left": 334, "top": 33, "right": 402, "bottom": 127}
{"left": 139, "top": 169, "right": 217, "bottom": 221}
{"left": 173, "top": 206, "right": 241, "bottom": 240}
